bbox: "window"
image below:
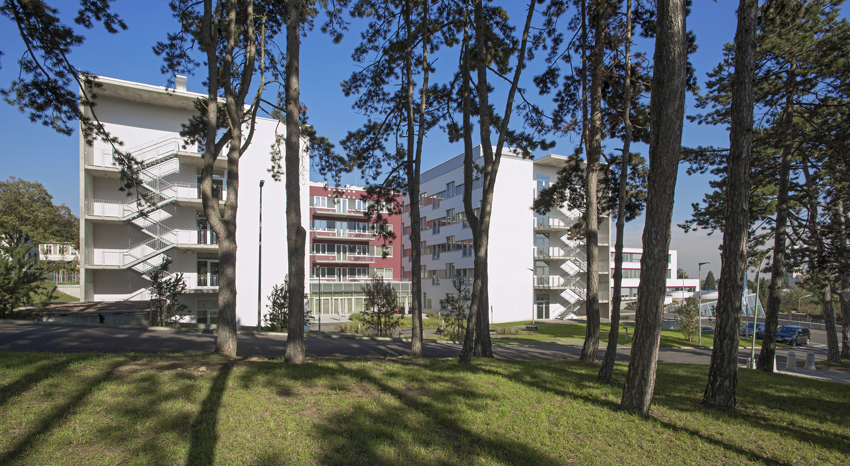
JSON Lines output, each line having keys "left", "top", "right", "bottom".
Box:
{"left": 424, "top": 292, "right": 432, "bottom": 309}
{"left": 536, "top": 174, "right": 550, "bottom": 194}
{"left": 384, "top": 268, "right": 393, "bottom": 279}
{"left": 197, "top": 299, "right": 218, "bottom": 324}
{"left": 382, "top": 246, "right": 393, "bottom": 258}
{"left": 44, "top": 245, "right": 52, "bottom": 255}
{"left": 446, "top": 262, "right": 455, "bottom": 279}
{"left": 446, "top": 181, "right": 455, "bottom": 197}
{"left": 446, "top": 209, "right": 454, "bottom": 223}
{"left": 311, "top": 196, "right": 328, "bottom": 208}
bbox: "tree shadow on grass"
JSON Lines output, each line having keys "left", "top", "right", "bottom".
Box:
{"left": 0, "top": 357, "right": 126, "bottom": 465}
{"left": 185, "top": 360, "right": 234, "bottom": 466}
{"left": 305, "top": 360, "right": 565, "bottom": 466}
{"left": 0, "top": 352, "right": 98, "bottom": 409}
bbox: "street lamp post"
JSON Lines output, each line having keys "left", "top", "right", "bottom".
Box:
{"left": 527, "top": 268, "right": 535, "bottom": 325}
{"left": 750, "top": 251, "right": 772, "bottom": 368}
{"left": 698, "top": 262, "right": 710, "bottom": 346}
{"left": 797, "top": 294, "right": 812, "bottom": 322}
{"left": 257, "top": 180, "right": 264, "bottom": 330}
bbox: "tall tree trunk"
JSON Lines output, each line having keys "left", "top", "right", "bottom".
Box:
{"left": 702, "top": 0, "right": 757, "bottom": 411}
{"left": 759, "top": 63, "right": 795, "bottom": 372}
{"left": 460, "top": 0, "right": 534, "bottom": 364}
{"left": 598, "top": 0, "right": 632, "bottom": 383}
{"left": 284, "top": 0, "right": 307, "bottom": 364}
{"left": 823, "top": 282, "right": 841, "bottom": 362}
{"left": 619, "top": 0, "right": 688, "bottom": 415}
{"left": 459, "top": 1, "right": 480, "bottom": 365}
{"left": 405, "top": 0, "right": 428, "bottom": 357}
{"left": 837, "top": 200, "right": 850, "bottom": 359}
{"left": 581, "top": 0, "right": 609, "bottom": 363}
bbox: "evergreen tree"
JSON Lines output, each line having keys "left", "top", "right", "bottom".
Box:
{"left": 619, "top": 0, "right": 688, "bottom": 415}
{"left": 703, "top": 270, "right": 717, "bottom": 290}
{"left": 0, "top": 243, "right": 45, "bottom": 318}
{"left": 148, "top": 257, "right": 189, "bottom": 327}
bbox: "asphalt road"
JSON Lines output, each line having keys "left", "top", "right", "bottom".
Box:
{"left": 0, "top": 321, "right": 831, "bottom": 368}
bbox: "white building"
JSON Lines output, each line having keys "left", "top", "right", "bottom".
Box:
{"left": 611, "top": 247, "right": 700, "bottom": 305}
{"left": 401, "top": 147, "right": 612, "bottom": 324}
{"left": 79, "top": 75, "right": 308, "bottom": 327}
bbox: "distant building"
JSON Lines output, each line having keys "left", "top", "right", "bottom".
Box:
{"left": 609, "top": 247, "right": 700, "bottom": 305}
{"left": 401, "top": 146, "right": 612, "bottom": 323}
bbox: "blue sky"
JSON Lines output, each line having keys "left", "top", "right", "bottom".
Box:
{"left": 2, "top": 0, "right": 841, "bottom": 279}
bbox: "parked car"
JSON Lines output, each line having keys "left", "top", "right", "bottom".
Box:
{"left": 740, "top": 322, "right": 765, "bottom": 339}
{"left": 776, "top": 325, "right": 810, "bottom": 346}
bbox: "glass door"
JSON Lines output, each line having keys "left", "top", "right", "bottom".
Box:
{"left": 536, "top": 294, "right": 550, "bottom": 320}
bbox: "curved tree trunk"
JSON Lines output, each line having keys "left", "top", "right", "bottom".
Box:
{"left": 619, "top": 0, "right": 688, "bottom": 415}
{"left": 702, "top": 0, "right": 757, "bottom": 411}
{"left": 284, "top": 0, "right": 306, "bottom": 364}
{"left": 599, "top": 0, "right": 633, "bottom": 383}
{"left": 581, "top": 0, "right": 609, "bottom": 363}
{"left": 759, "top": 64, "right": 795, "bottom": 372}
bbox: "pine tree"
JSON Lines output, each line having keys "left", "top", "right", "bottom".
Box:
{"left": 619, "top": 0, "right": 688, "bottom": 415}
{"left": 703, "top": 270, "right": 717, "bottom": 290}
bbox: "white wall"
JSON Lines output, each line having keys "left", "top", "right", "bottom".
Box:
{"left": 233, "top": 118, "right": 310, "bottom": 327}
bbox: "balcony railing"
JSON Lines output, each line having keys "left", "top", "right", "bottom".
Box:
{"left": 533, "top": 247, "right": 569, "bottom": 259}
{"left": 310, "top": 230, "right": 376, "bottom": 241}
{"left": 533, "top": 275, "right": 567, "bottom": 288}
{"left": 310, "top": 254, "right": 376, "bottom": 264}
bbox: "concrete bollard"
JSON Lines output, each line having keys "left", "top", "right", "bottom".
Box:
{"left": 804, "top": 352, "right": 817, "bottom": 371}
{"left": 784, "top": 351, "right": 797, "bottom": 372}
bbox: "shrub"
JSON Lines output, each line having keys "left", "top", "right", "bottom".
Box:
{"left": 426, "top": 311, "right": 440, "bottom": 320}
{"left": 263, "top": 276, "right": 309, "bottom": 332}
{"left": 362, "top": 275, "right": 402, "bottom": 337}
{"left": 439, "top": 273, "right": 470, "bottom": 341}
{"left": 148, "top": 257, "right": 189, "bottom": 327}
{"left": 675, "top": 298, "right": 700, "bottom": 342}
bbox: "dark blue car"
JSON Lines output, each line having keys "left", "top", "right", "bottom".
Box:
{"left": 776, "top": 325, "right": 810, "bottom": 346}
{"left": 740, "top": 322, "right": 765, "bottom": 338}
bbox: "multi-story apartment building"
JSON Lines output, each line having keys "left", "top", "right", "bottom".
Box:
{"left": 37, "top": 242, "right": 80, "bottom": 283}
{"left": 79, "top": 75, "right": 309, "bottom": 327}
{"left": 307, "top": 183, "right": 409, "bottom": 317}
{"left": 611, "top": 247, "right": 700, "bottom": 304}
{"left": 401, "top": 146, "right": 612, "bottom": 324}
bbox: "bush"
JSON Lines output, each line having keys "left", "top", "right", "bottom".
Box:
{"left": 147, "top": 257, "right": 189, "bottom": 327}
{"left": 426, "top": 311, "right": 440, "bottom": 320}
{"left": 675, "top": 298, "right": 700, "bottom": 342}
{"left": 362, "top": 275, "right": 402, "bottom": 337}
{"left": 349, "top": 312, "right": 366, "bottom": 323}
{"left": 493, "top": 326, "right": 520, "bottom": 336}
{"left": 263, "top": 276, "right": 309, "bottom": 332}
{"left": 439, "top": 273, "right": 471, "bottom": 341}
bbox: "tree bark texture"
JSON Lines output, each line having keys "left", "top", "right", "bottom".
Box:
{"left": 284, "top": 0, "right": 306, "bottom": 364}
{"left": 581, "top": 0, "right": 610, "bottom": 363}
{"left": 702, "top": 0, "right": 756, "bottom": 411}
{"left": 458, "top": 3, "right": 479, "bottom": 366}
{"left": 823, "top": 282, "right": 841, "bottom": 362}
{"left": 758, "top": 64, "right": 795, "bottom": 372}
{"left": 619, "top": 0, "right": 687, "bottom": 415}
{"left": 404, "top": 1, "right": 429, "bottom": 356}
{"left": 599, "top": 0, "right": 632, "bottom": 383}
{"left": 840, "top": 275, "right": 850, "bottom": 360}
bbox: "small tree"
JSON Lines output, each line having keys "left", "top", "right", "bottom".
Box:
{"left": 0, "top": 243, "right": 45, "bottom": 318}
{"left": 703, "top": 271, "right": 717, "bottom": 291}
{"left": 362, "top": 274, "right": 401, "bottom": 338}
{"left": 263, "top": 276, "right": 309, "bottom": 333}
{"left": 147, "top": 257, "right": 188, "bottom": 327}
{"left": 676, "top": 298, "right": 701, "bottom": 343}
{"left": 441, "top": 273, "right": 471, "bottom": 341}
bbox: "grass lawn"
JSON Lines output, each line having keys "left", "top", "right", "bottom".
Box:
{"left": 489, "top": 322, "right": 791, "bottom": 349}
{"left": 1, "top": 351, "right": 847, "bottom": 465}
{"left": 33, "top": 283, "right": 78, "bottom": 303}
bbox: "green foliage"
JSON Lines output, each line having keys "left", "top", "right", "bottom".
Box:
{"left": 439, "top": 273, "right": 471, "bottom": 341}
{"left": 425, "top": 311, "right": 440, "bottom": 320}
{"left": 263, "top": 276, "right": 310, "bottom": 332}
{"left": 147, "top": 257, "right": 188, "bottom": 327}
{"left": 493, "top": 325, "right": 520, "bottom": 336}
{"left": 703, "top": 270, "right": 717, "bottom": 290}
{"left": 0, "top": 242, "right": 46, "bottom": 318}
{"left": 675, "top": 298, "right": 701, "bottom": 343}
{"left": 0, "top": 177, "right": 78, "bottom": 248}
{"left": 361, "top": 274, "right": 401, "bottom": 337}
{"left": 677, "top": 268, "right": 689, "bottom": 279}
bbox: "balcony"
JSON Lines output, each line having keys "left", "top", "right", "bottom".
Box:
{"left": 310, "top": 230, "right": 376, "bottom": 242}
{"left": 310, "top": 254, "right": 376, "bottom": 264}
{"left": 310, "top": 206, "right": 371, "bottom": 218}
{"left": 533, "top": 247, "right": 572, "bottom": 261}
{"left": 533, "top": 275, "right": 568, "bottom": 289}
{"left": 533, "top": 217, "right": 574, "bottom": 232}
